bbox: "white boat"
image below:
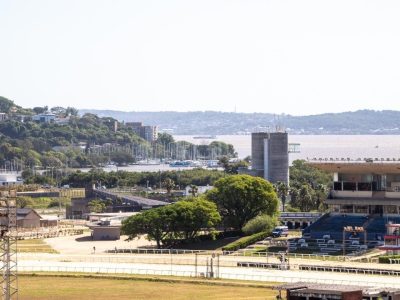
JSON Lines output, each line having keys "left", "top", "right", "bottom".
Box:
{"left": 193, "top": 135, "right": 216, "bottom": 139}
{"left": 136, "top": 160, "right": 161, "bottom": 165}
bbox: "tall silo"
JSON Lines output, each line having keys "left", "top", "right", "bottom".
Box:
{"left": 251, "top": 131, "right": 288, "bottom": 184}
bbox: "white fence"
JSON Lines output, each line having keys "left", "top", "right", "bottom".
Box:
{"left": 113, "top": 248, "right": 350, "bottom": 262}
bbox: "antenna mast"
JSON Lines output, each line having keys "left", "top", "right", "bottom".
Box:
{"left": 0, "top": 190, "right": 18, "bottom": 300}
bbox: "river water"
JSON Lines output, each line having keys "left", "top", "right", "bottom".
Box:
{"left": 174, "top": 135, "right": 400, "bottom": 162}
{"left": 77, "top": 135, "right": 400, "bottom": 173}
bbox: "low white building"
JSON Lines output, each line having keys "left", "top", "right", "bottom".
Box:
{"left": 89, "top": 220, "right": 122, "bottom": 240}
{"left": 0, "top": 173, "right": 23, "bottom": 186}
{"left": 32, "top": 113, "right": 56, "bottom": 123}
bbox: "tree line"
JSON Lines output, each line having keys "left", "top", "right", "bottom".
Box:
{"left": 272, "top": 160, "right": 331, "bottom": 212}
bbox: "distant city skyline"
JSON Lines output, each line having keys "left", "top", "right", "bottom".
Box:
{"left": 2, "top": 0, "right": 400, "bottom": 115}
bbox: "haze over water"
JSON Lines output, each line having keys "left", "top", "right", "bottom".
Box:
{"left": 175, "top": 135, "right": 400, "bottom": 163}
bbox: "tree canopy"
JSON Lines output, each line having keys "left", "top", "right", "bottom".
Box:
{"left": 289, "top": 160, "right": 332, "bottom": 211}
{"left": 242, "top": 214, "right": 277, "bottom": 235}
{"left": 206, "top": 174, "right": 278, "bottom": 230}
{"left": 121, "top": 198, "right": 221, "bottom": 248}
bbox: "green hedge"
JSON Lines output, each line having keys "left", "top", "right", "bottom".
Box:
{"left": 222, "top": 231, "right": 270, "bottom": 251}
{"left": 379, "top": 255, "right": 400, "bottom": 264}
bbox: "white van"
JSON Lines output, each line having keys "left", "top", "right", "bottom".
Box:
{"left": 272, "top": 226, "right": 289, "bottom": 237}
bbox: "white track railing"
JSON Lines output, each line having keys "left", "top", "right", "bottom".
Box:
{"left": 18, "top": 265, "right": 400, "bottom": 288}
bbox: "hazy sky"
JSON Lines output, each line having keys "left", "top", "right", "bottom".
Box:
{"left": 1, "top": 0, "right": 400, "bottom": 115}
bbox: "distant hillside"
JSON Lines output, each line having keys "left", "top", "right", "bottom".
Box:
{"left": 0, "top": 96, "right": 237, "bottom": 171}
{"left": 79, "top": 109, "right": 400, "bottom": 135}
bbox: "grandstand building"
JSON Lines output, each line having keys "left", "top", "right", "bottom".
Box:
{"left": 304, "top": 161, "right": 400, "bottom": 242}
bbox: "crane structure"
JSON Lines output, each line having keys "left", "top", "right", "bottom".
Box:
{"left": 0, "top": 190, "right": 18, "bottom": 300}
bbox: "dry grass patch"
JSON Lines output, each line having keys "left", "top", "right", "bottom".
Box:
{"left": 17, "top": 239, "right": 58, "bottom": 253}
{"left": 19, "top": 275, "right": 280, "bottom": 300}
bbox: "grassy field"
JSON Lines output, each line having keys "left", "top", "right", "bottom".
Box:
{"left": 17, "top": 239, "right": 58, "bottom": 253}
{"left": 19, "top": 196, "right": 71, "bottom": 210}
{"left": 19, "top": 275, "right": 280, "bottom": 300}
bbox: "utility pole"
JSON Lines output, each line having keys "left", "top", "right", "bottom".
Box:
{"left": 0, "top": 190, "right": 18, "bottom": 300}
{"left": 159, "top": 170, "right": 162, "bottom": 192}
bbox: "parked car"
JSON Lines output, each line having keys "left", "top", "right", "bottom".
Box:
{"left": 272, "top": 226, "right": 289, "bottom": 237}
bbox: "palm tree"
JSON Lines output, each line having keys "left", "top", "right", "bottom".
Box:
{"left": 299, "top": 184, "right": 313, "bottom": 212}
{"left": 315, "top": 183, "right": 328, "bottom": 211}
{"left": 289, "top": 186, "right": 299, "bottom": 209}
{"left": 188, "top": 184, "right": 198, "bottom": 197}
{"left": 163, "top": 178, "right": 175, "bottom": 195}
{"left": 275, "top": 181, "right": 289, "bottom": 212}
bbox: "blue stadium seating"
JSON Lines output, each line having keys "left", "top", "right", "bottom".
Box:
{"left": 304, "top": 214, "right": 400, "bottom": 241}
{"left": 303, "top": 214, "right": 367, "bottom": 240}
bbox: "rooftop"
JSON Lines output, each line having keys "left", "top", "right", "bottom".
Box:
{"left": 275, "top": 283, "right": 400, "bottom": 295}
{"left": 308, "top": 160, "right": 400, "bottom": 173}
{"left": 274, "top": 283, "right": 362, "bottom": 293}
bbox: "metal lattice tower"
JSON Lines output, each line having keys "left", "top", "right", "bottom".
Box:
{"left": 0, "top": 190, "right": 18, "bottom": 300}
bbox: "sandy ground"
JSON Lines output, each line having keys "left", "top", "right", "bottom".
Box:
{"left": 44, "top": 232, "right": 155, "bottom": 255}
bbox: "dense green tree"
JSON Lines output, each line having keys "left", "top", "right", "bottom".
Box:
{"left": 218, "top": 156, "right": 249, "bottom": 174}
{"left": 66, "top": 107, "right": 79, "bottom": 116}
{"left": 87, "top": 200, "right": 106, "bottom": 213}
{"left": 33, "top": 106, "right": 48, "bottom": 114}
{"left": 295, "top": 184, "right": 314, "bottom": 211}
{"left": 50, "top": 106, "right": 66, "bottom": 116}
{"left": 173, "top": 198, "right": 221, "bottom": 240}
{"left": 16, "top": 197, "right": 33, "bottom": 208}
{"left": 122, "top": 198, "right": 220, "bottom": 248}
{"left": 289, "top": 160, "right": 331, "bottom": 212}
{"left": 242, "top": 214, "right": 277, "bottom": 235}
{"left": 122, "top": 207, "right": 174, "bottom": 248}
{"left": 157, "top": 132, "right": 174, "bottom": 145}
{"left": 60, "top": 169, "right": 224, "bottom": 190}
{"left": 290, "top": 160, "right": 331, "bottom": 188}
{"left": 188, "top": 184, "right": 198, "bottom": 197}
{"left": 163, "top": 178, "right": 176, "bottom": 195}
{"left": 0, "top": 96, "right": 17, "bottom": 113}
{"left": 315, "top": 183, "right": 328, "bottom": 211}
{"left": 289, "top": 186, "right": 299, "bottom": 207}
{"left": 41, "top": 154, "right": 63, "bottom": 168}
{"left": 206, "top": 174, "right": 278, "bottom": 230}
{"left": 110, "top": 151, "right": 133, "bottom": 166}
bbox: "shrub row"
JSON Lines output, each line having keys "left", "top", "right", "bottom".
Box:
{"left": 222, "top": 231, "right": 270, "bottom": 251}
{"left": 378, "top": 255, "right": 400, "bottom": 264}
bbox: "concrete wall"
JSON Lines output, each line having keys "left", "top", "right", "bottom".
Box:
{"left": 386, "top": 191, "right": 400, "bottom": 198}
{"left": 92, "top": 226, "right": 121, "bottom": 240}
{"left": 67, "top": 198, "right": 90, "bottom": 219}
{"left": 251, "top": 132, "right": 269, "bottom": 173}
{"left": 266, "top": 132, "right": 288, "bottom": 184}
{"left": 251, "top": 132, "right": 288, "bottom": 184}
{"left": 333, "top": 191, "right": 373, "bottom": 198}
